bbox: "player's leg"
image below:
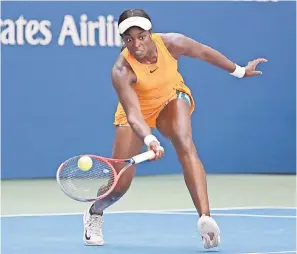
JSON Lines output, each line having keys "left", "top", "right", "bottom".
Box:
{"left": 157, "top": 98, "right": 210, "bottom": 216}
{"left": 84, "top": 126, "right": 144, "bottom": 246}
{"left": 92, "top": 126, "right": 144, "bottom": 213}
{"left": 156, "top": 95, "right": 220, "bottom": 249}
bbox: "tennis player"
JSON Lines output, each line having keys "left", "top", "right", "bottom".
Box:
{"left": 83, "top": 9, "right": 267, "bottom": 248}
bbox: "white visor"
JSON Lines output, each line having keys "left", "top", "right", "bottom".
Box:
{"left": 118, "top": 17, "right": 152, "bottom": 35}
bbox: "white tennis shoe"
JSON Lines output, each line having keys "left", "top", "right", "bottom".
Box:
{"left": 83, "top": 207, "right": 104, "bottom": 246}
{"left": 197, "top": 215, "right": 221, "bottom": 249}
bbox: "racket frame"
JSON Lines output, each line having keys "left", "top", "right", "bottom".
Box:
{"left": 56, "top": 150, "right": 157, "bottom": 202}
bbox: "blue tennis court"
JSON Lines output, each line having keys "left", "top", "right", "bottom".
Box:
{"left": 2, "top": 207, "right": 296, "bottom": 254}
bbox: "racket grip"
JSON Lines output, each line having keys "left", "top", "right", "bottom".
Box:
{"left": 132, "top": 149, "right": 158, "bottom": 164}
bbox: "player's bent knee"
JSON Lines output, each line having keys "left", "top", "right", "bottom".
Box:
{"left": 113, "top": 178, "right": 133, "bottom": 193}
{"left": 113, "top": 165, "right": 136, "bottom": 193}
{"left": 171, "top": 134, "right": 194, "bottom": 154}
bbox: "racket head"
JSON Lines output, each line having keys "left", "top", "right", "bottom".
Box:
{"left": 56, "top": 154, "right": 126, "bottom": 202}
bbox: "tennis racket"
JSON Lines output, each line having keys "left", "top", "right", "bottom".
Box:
{"left": 56, "top": 149, "right": 161, "bottom": 202}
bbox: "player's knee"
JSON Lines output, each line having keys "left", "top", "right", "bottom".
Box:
{"left": 113, "top": 167, "right": 135, "bottom": 193}
{"left": 114, "top": 179, "right": 132, "bottom": 193}
{"left": 171, "top": 134, "right": 193, "bottom": 154}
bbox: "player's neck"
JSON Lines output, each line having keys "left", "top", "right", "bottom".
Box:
{"left": 137, "top": 42, "right": 158, "bottom": 64}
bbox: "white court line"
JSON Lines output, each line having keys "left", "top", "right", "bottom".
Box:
{"left": 238, "top": 251, "right": 297, "bottom": 254}
{"left": 211, "top": 213, "right": 296, "bottom": 219}
{"left": 152, "top": 211, "right": 296, "bottom": 219}
{"left": 204, "top": 206, "right": 296, "bottom": 211}
{"left": 1, "top": 206, "right": 296, "bottom": 218}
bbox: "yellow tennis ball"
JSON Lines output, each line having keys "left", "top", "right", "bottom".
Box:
{"left": 77, "top": 156, "right": 93, "bottom": 171}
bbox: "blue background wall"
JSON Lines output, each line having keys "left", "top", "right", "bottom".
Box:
{"left": 1, "top": 1, "right": 296, "bottom": 179}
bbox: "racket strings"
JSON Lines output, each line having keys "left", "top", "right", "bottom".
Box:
{"left": 58, "top": 156, "right": 116, "bottom": 200}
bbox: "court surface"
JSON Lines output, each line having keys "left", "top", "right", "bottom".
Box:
{"left": 1, "top": 174, "right": 296, "bottom": 254}
{"left": 2, "top": 207, "right": 296, "bottom": 254}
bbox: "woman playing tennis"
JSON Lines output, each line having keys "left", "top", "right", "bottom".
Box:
{"left": 83, "top": 9, "right": 267, "bottom": 249}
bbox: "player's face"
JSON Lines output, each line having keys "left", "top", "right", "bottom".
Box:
{"left": 122, "top": 27, "right": 153, "bottom": 59}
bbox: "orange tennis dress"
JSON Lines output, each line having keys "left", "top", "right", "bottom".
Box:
{"left": 113, "top": 33, "right": 195, "bottom": 128}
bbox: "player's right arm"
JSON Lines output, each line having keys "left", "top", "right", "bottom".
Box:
{"left": 111, "top": 55, "right": 164, "bottom": 159}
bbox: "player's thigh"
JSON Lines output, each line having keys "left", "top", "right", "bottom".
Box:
{"left": 112, "top": 126, "right": 144, "bottom": 185}
{"left": 156, "top": 99, "right": 193, "bottom": 152}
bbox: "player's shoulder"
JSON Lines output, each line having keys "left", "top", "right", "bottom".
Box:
{"left": 157, "top": 33, "right": 187, "bottom": 47}
{"left": 156, "top": 33, "right": 188, "bottom": 59}
{"left": 112, "top": 52, "right": 137, "bottom": 83}
{"left": 112, "top": 54, "right": 132, "bottom": 74}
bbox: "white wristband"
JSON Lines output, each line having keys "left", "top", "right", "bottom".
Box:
{"left": 144, "top": 135, "right": 159, "bottom": 146}
{"left": 230, "top": 64, "right": 246, "bottom": 78}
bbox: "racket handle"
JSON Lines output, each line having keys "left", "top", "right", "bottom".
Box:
{"left": 132, "top": 148, "right": 163, "bottom": 164}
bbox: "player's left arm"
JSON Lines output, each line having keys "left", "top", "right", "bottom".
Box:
{"left": 160, "top": 33, "right": 267, "bottom": 78}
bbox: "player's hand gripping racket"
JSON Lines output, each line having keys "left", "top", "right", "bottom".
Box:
{"left": 56, "top": 149, "right": 162, "bottom": 202}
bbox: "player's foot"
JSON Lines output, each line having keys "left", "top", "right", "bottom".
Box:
{"left": 83, "top": 206, "right": 104, "bottom": 246}
{"left": 197, "top": 214, "right": 220, "bottom": 249}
